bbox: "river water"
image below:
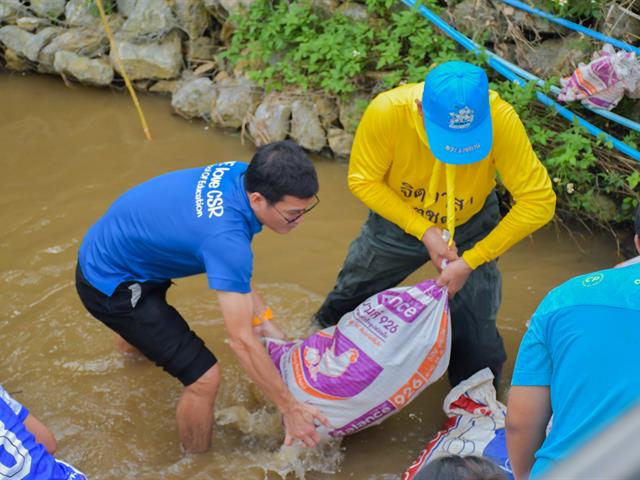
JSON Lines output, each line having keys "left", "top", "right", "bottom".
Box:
{"left": 0, "top": 72, "right": 620, "bottom": 479}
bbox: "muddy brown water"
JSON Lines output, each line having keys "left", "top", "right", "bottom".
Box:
{"left": 0, "top": 73, "right": 620, "bottom": 479}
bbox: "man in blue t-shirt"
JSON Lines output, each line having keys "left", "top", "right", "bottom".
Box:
{"left": 506, "top": 205, "right": 640, "bottom": 479}
{"left": 76, "top": 141, "right": 328, "bottom": 453}
{"left": 0, "top": 385, "right": 86, "bottom": 479}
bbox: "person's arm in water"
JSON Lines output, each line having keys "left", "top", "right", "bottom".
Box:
{"left": 250, "top": 288, "right": 285, "bottom": 339}
{"left": 506, "top": 385, "right": 551, "bottom": 480}
{"left": 218, "top": 291, "right": 329, "bottom": 447}
{"left": 24, "top": 412, "right": 57, "bottom": 454}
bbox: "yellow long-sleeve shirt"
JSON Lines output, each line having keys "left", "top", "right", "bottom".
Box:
{"left": 348, "top": 83, "right": 556, "bottom": 270}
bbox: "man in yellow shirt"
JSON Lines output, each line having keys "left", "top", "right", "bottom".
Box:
{"left": 314, "top": 61, "right": 556, "bottom": 387}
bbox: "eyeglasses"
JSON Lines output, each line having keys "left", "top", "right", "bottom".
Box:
{"left": 270, "top": 194, "right": 320, "bottom": 224}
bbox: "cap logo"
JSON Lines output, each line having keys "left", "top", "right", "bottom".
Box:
{"left": 448, "top": 106, "right": 474, "bottom": 130}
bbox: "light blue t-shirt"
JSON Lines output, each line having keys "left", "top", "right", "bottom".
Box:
{"left": 0, "top": 386, "right": 86, "bottom": 479}
{"left": 79, "top": 161, "right": 262, "bottom": 296}
{"left": 512, "top": 262, "right": 640, "bottom": 477}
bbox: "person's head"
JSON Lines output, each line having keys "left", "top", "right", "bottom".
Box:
{"left": 635, "top": 203, "right": 640, "bottom": 254}
{"left": 416, "top": 61, "right": 492, "bottom": 165}
{"left": 245, "top": 140, "right": 319, "bottom": 234}
{"left": 415, "top": 455, "right": 509, "bottom": 480}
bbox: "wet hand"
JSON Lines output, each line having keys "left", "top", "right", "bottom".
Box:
{"left": 422, "top": 227, "right": 458, "bottom": 273}
{"left": 436, "top": 257, "right": 473, "bottom": 298}
{"left": 282, "top": 402, "right": 329, "bottom": 448}
{"left": 253, "top": 320, "right": 286, "bottom": 340}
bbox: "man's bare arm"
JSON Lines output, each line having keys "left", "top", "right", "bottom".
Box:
{"left": 506, "top": 385, "right": 551, "bottom": 480}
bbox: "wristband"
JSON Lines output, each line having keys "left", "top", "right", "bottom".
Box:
{"left": 252, "top": 306, "right": 273, "bottom": 327}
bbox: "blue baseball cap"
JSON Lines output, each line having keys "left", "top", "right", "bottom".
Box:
{"left": 422, "top": 61, "right": 493, "bottom": 164}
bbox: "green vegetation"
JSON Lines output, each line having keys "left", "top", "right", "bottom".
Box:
{"left": 222, "top": 0, "right": 639, "bottom": 231}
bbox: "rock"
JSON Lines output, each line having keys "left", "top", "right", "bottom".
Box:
{"left": 16, "top": 17, "right": 47, "bottom": 32}
{"left": 522, "top": 34, "right": 592, "bottom": 78}
{"left": 336, "top": 2, "right": 369, "bottom": 22}
{"left": 339, "top": 91, "right": 369, "bottom": 133}
{"left": 290, "top": 99, "right": 326, "bottom": 151}
{"left": 187, "top": 36, "right": 217, "bottom": 63}
{"left": 210, "top": 75, "right": 260, "bottom": 128}
{"left": 171, "top": 76, "right": 215, "bottom": 118}
{"left": 203, "top": 0, "right": 257, "bottom": 20}
{"left": 3, "top": 47, "right": 30, "bottom": 71}
{"left": 149, "top": 79, "right": 177, "bottom": 94}
{"left": 327, "top": 127, "right": 353, "bottom": 157}
{"left": 311, "top": 93, "right": 338, "bottom": 128}
{"left": 30, "top": 0, "right": 65, "bottom": 19}
{"left": 174, "top": 0, "right": 210, "bottom": 39}
{"left": 501, "top": 4, "right": 562, "bottom": 35}
{"left": 311, "top": 0, "right": 337, "bottom": 18}
{"left": 120, "top": 0, "right": 176, "bottom": 39}
{"left": 116, "top": 0, "right": 136, "bottom": 18}
{"left": 53, "top": 50, "right": 114, "bottom": 86}
{"left": 65, "top": 0, "right": 100, "bottom": 27}
{"left": 0, "top": 0, "right": 22, "bottom": 23}
{"left": 110, "top": 30, "right": 183, "bottom": 80}
{"left": 450, "top": 0, "right": 503, "bottom": 43}
{"left": 248, "top": 91, "right": 292, "bottom": 145}
{"left": 593, "top": 193, "right": 617, "bottom": 222}
{"left": 601, "top": 2, "right": 640, "bottom": 46}
{"left": 0, "top": 25, "right": 61, "bottom": 62}
{"left": 38, "top": 28, "right": 106, "bottom": 72}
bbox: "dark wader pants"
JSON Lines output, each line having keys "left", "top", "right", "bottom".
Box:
{"left": 315, "top": 191, "right": 507, "bottom": 387}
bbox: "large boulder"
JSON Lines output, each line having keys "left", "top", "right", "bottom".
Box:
{"left": 523, "top": 34, "right": 592, "bottom": 78}
{"left": 335, "top": 2, "right": 369, "bottom": 22}
{"left": 53, "top": 51, "right": 114, "bottom": 86}
{"left": 3, "top": 47, "right": 30, "bottom": 71}
{"left": 110, "top": 30, "right": 183, "bottom": 80}
{"left": 38, "top": 28, "right": 106, "bottom": 72}
{"left": 30, "top": 0, "right": 65, "bottom": 19}
{"left": 173, "top": 0, "right": 210, "bottom": 39}
{"left": 0, "top": 0, "right": 22, "bottom": 23}
{"left": 248, "top": 91, "right": 292, "bottom": 145}
{"left": 203, "top": 0, "right": 256, "bottom": 21}
{"left": 171, "top": 76, "right": 215, "bottom": 118}
{"left": 327, "top": 127, "right": 354, "bottom": 158}
{"left": 290, "top": 99, "right": 326, "bottom": 151}
{"left": 210, "top": 75, "right": 260, "bottom": 128}
{"left": 116, "top": 0, "right": 136, "bottom": 18}
{"left": 120, "top": 0, "right": 176, "bottom": 39}
{"left": 0, "top": 25, "right": 61, "bottom": 62}
{"left": 186, "top": 36, "right": 217, "bottom": 63}
{"left": 64, "top": 0, "right": 100, "bottom": 27}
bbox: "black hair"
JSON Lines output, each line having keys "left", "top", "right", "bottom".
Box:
{"left": 244, "top": 140, "right": 319, "bottom": 204}
{"left": 635, "top": 203, "right": 640, "bottom": 236}
{"left": 415, "top": 455, "right": 509, "bottom": 480}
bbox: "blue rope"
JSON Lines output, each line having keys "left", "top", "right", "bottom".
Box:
{"left": 400, "top": 0, "right": 640, "bottom": 162}
{"left": 500, "top": 0, "right": 640, "bottom": 56}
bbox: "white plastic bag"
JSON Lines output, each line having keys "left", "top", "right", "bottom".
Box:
{"left": 265, "top": 279, "right": 450, "bottom": 437}
{"left": 403, "top": 368, "right": 513, "bottom": 479}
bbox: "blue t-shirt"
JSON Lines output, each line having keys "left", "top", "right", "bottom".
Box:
{"left": 79, "top": 161, "right": 263, "bottom": 296}
{"left": 512, "top": 262, "right": 640, "bottom": 477}
{"left": 0, "top": 386, "right": 86, "bottom": 479}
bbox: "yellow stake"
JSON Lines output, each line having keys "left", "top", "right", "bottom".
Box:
{"left": 94, "top": 0, "right": 152, "bottom": 141}
{"left": 445, "top": 163, "right": 456, "bottom": 247}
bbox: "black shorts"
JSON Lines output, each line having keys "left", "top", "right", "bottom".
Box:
{"left": 75, "top": 263, "right": 217, "bottom": 386}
